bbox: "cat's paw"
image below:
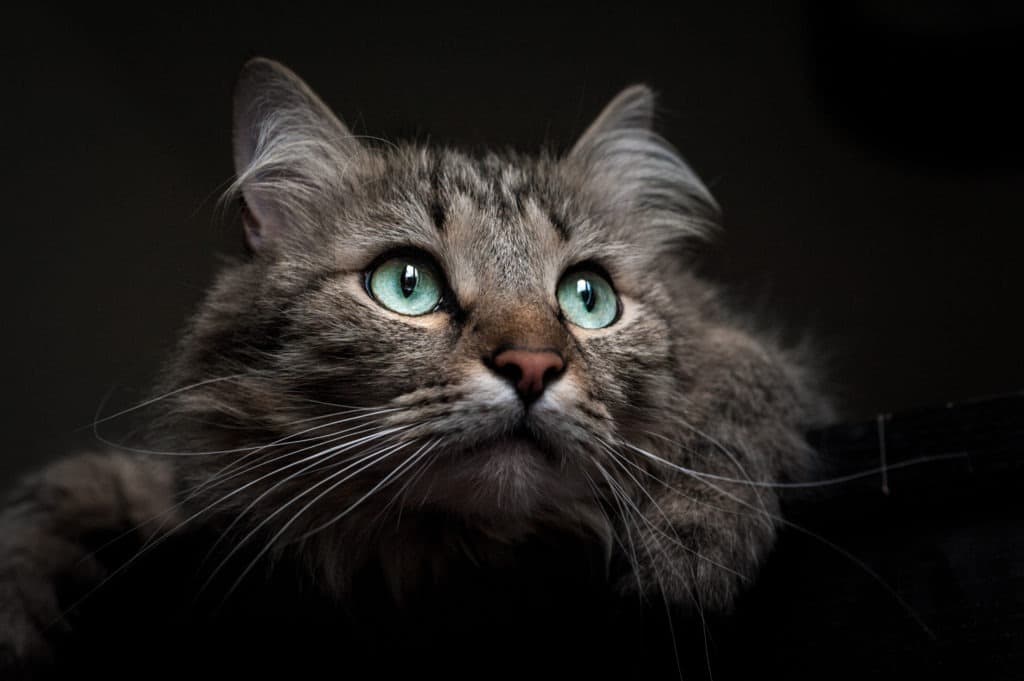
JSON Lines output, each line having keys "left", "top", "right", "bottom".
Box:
{"left": 0, "top": 573, "right": 65, "bottom": 678}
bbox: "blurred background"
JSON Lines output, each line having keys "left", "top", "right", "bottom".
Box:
{"left": 3, "top": 1, "right": 1023, "bottom": 482}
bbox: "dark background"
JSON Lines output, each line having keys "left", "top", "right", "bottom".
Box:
{"left": 3, "top": 3, "right": 1023, "bottom": 478}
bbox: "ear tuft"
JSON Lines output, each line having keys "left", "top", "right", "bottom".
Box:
{"left": 570, "top": 84, "right": 656, "bottom": 157}
{"left": 567, "top": 84, "right": 719, "bottom": 247}
{"left": 230, "top": 58, "right": 360, "bottom": 252}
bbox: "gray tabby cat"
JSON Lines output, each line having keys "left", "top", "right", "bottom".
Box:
{"left": 0, "top": 59, "right": 831, "bottom": 670}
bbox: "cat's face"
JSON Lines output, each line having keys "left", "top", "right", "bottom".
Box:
{"left": 237, "top": 146, "right": 691, "bottom": 522}
{"left": 159, "top": 61, "right": 820, "bottom": 597}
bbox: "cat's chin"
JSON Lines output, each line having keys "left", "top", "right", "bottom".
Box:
{"left": 467, "top": 431, "right": 554, "bottom": 464}
{"left": 413, "top": 433, "right": 591, "bottom": 520}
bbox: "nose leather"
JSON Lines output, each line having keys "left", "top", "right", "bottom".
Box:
{"left": 491, "top": 348, "right": 565, "bottom": 402}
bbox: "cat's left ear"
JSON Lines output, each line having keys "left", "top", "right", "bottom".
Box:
{"left": 567, "top": 85, "right": 718, "bottom": 244}
{"left": 570, "top": 84, "right": 657, "bottom": 157}
{"left": 232, "top": 58, "right": 363, "bottom": 252}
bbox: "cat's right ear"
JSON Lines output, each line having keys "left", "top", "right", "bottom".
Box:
{"left": 569, "top": 84, "right": 656, "bottom": 157}
{"left": 232, "top": 58, "right": 361, "bottom": 252}
{"left": 566, "top": 85, "right": 719, "bottom": 249}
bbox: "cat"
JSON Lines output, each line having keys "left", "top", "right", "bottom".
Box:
{"left": 0, "top": 58, "right": 832, "bottom": 677}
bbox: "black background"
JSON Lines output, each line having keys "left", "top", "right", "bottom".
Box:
{"left": 2, "top": 3, "right": 1023, "bottom": 678}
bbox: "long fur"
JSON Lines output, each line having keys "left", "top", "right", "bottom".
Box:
{"left": 0, "top": 59, "right": 832, "bottom": 672}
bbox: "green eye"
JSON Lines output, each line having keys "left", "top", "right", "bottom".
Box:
{"left": 367, "top": 255, "right": 444, "bottom": 316}
{"left": 556, "top": 269, "right": 619, "bottom": 329}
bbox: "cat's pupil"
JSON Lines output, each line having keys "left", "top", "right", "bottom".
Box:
{"left": 576, "top": 278, "right": 596, "bottom": 312}
{"left": 400, "top": 265, "right": 419, "bottom": 298}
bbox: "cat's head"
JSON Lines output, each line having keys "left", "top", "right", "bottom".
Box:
{"left": 157, "top": 60, "right": 821, "bottom": 594}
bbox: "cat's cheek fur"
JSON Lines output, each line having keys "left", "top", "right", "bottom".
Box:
{"left": 617, "top": 487, "right": 779, "bottom": 610}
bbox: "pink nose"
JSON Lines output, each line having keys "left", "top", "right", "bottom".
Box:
{"left": 491, "top": 348, "right": 565, "bottom": 402}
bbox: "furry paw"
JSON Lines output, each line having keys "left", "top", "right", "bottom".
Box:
{"left": 0, "top": 572, "right": 65, "bottom": 678}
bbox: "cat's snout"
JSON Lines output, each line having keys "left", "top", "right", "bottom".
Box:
{"left": 489, "top": 348, "right": 565, "bottom": 404}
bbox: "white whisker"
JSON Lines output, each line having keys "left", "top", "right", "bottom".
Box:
{"left": 621, "top": 438, "right": 935, "bottom": 637}
{"left": 198, "top": 426, "right": 412, "bottom": 562}
{"left": 631, "top": 431, "right": 968, "bottom": 490}
{"left": 373, "top": 438, "right": 442, "bottom": 528}
{"left": 648, "top": 422, "right": 774, "bottom": 524}
{"left": 87, "top": 373, "right": 248, "bottom": 431}
{"left": 597, "top": 454, "right": 746, "bottom": 581}
{"left": 300, "top": 438, "right": 440, "bottom": 540}
{"left": 93, "top": 406, "right": 403, "bottom": 458}
{"left": 213, "top": 438, "right": 420, "bottom": 600}
{"left": 57, "top": 423, "right": 410, "bottom": 628}
{"left": 186, "top": 416, "right": 405, "bottom": 499}
{"left": 591, "top": 461, "right": 689, "bottom": 680}
{"left": 581, "top": 468, "right": 641, "bottom": 591}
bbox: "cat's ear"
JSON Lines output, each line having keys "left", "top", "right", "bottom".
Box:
{"left": 232, "top": 58, "right": 362, "bottom": 252}
{"left": 570, "top": 84, "right": 656, "bottom": 157}
{"left": 567, "top": 85, "right": 719, "bottom": 244}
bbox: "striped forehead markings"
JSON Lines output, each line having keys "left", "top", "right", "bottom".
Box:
{"left": 424, "top": 154, "right": 569, "bottom": 242}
